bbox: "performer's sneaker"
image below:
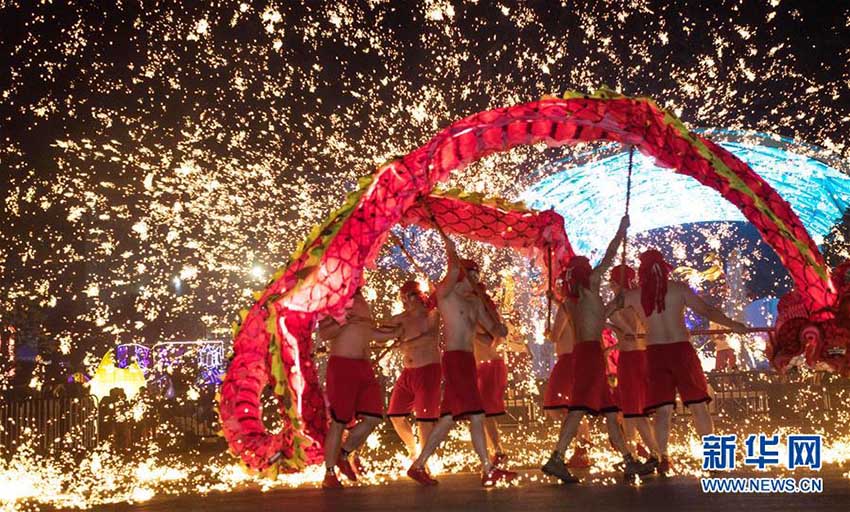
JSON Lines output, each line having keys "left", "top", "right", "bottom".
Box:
{"left": 407, "top": 465, "right": 438, "bottom": 486}
{"left": 482, "top": 466, "right": 518, "bottom": 487}
{"left": 541, "top": 452, "right": 580, "bottom": 484}
{"left": 623, "top": 454, "right": 655, "bottom": 478}
{"left": 643, "top": 456, "right": 660, "bottom": 474}
{"left": 337, "top": 455, "right": 358, "bottom": 482}
{"left": 492, "top": 452, "right": 508, "bottom": 467}
{"left": 322, "top": 470, "right": 344, "bottom": 489}
{"left": 657, "top": 456, "right": 673, "bottom": 476}
{"left": 567, "top": 446, "right": 591, "bottom": 469}
{"left": 636, "top": 444, "right": 650, "bottom": 459}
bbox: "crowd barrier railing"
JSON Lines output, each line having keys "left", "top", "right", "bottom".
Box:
{"left": 0, "top": 394, "right": 99, "bottom": 456}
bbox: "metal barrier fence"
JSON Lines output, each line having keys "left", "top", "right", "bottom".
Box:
{"left": 496, "top": 371, "right": 850, "bottom": 427}
{"left": 154, "top": 400, "right": 221, "bottom": 445}
{"left": 687, "top": 370, "right": 849, "bottom": 423}
{"left": 0, "top": 393, "right": 222, "bottom": 458}
{"left": 0, "top": 394, "right": 99, "bottom": 455}
{"left": 3, "top": 371, "right": 847, "bottom": 457}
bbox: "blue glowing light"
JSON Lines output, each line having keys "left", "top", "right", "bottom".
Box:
{"left": 521, "top": 136, "right": 850, "bottom": 259}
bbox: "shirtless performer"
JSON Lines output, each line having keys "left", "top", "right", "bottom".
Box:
{"left": 541, "top": 215, "right": 652, "bottom": 484}
{"left": 470, "top": 268, "right": 509, "bottom": 466}
{"left": 712, "top": 327, "right": 738, "bottom": 371}
{"left": 613, "top": 250, "right": 748, "bottom": 475}
{"left": 318, "top": 289, "right": 398, "bottom": 489}
{"left": 407, "top": 227, "right": 517, "bottom": 487}
{"left": 543, "top": 291, "right": 593, "bottom": 468}
{"left": 384, "top": 281, "right": 442, "bottom": 459}
{"left": 606, "top": 264, "right": 661, "bottom": 465}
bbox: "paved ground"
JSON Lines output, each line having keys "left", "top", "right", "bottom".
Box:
{"left": 95, "top": 468, "right": 850, "bottom": 512}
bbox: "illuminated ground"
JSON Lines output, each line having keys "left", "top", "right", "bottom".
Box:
{"left": 4, "top": 413, "right": 850, "bottom": 511}
{"left": 97, "top": 467, "right": 850, "bottom": 512}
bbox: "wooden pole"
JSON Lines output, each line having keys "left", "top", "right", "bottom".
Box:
{"left": 546, "top": 244, "right": 553, "bottom": 333}
{"left": 620, "top": 145, "right": 635, "bottom": 287}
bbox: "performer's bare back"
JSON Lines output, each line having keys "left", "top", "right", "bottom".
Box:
{"left": 564, "top": 271, "right": 609, "bottom": 342}
{"left": 608, "top": 307, "right": 646, "bottom": 351}
{"left": 550, "top": 304, "right": 577, "bottom": 355}
{"left": 623, "top": 280, "right": 742, "bottom": 345}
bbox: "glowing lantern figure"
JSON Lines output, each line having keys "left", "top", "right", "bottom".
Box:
{"left": 87, "top": 349, "right": 147, "bottom": 401}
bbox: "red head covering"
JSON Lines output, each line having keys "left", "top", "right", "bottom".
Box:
{"left": 610, "top": 264, "right": 636, "bottom": 290}
{"left": 456, "top": 259, "right": 479, "bottom": 284}
{"left": 563, "top": 256, "right": 592, "bottom": 301}
{"left": 400, "top": 280, "right": 432, "bottom": 309}
{"left": 460, "top": 259, "right": 480, "bottom": 272}
{"left": 400, "top": 280, "right": 423, "bottom": 297}
{"left": 638, "top": 250, "right": 673, "bottom": 317}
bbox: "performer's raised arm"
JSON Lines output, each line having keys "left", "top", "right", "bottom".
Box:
{"left": 683, "top": 286, "right": 748, "bottom": 333}
{"left": 432, "top": 218, "right": 463, "bottom": 291}
{"left": 595, "top": 215, "right": 630, "bottom": 275}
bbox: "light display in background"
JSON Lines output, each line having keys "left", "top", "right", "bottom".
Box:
{"left": 114, "top": 343, "right": 152, "bottom": 371}
{"left": 113, "top": 340, "right": 226, "bottom": 387}
{"left": 521, "top": 130, "right": 850, "bottom": 261}
{"left": 151, "top": 340, "right": 227, "bottom": 387}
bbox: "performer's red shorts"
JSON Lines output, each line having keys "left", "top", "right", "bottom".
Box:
{"left": 644, "top": 341, "right": 711, "bottom": 412}
{"left": 617, "top": 350, "right": 648, "bottom": 417}
{"left": 326, "top": 356, "right": 384, "bottom": 424}
{"left": 543, "top": 353, "right": 574, "bottom": 410}
{"left": 715, "top": 348, "right": 736, "bottom": 370}
{"left": 440, "top": 351, "right": 485, "bottom": 420}
{"left": 387, "top": 363, "right": 442, "bottom": 422}
{"left": 477, "top": 359, "right": 508, "bottom": 417}
{"left": 569, "top": 341, "right": 619, "bottom": 415}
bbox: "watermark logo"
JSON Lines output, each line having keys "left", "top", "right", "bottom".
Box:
{"left": 744, "top": 434, "right": 781, "bottom": 470}
{"left": 700, "top": 477, "right": 824, "bottom": 494}
{"left": 700, "top": 433, "right": 823, "bottom": 493}
{"left": 702, "top": 434, "right": 737, "bottom": 471}
{"left": 787, "top": 435, "right": 822, "bottom": 471}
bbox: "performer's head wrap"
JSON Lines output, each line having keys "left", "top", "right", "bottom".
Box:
{"left": 638, "top": 250, "right": 673, "bottom": 317}
{"left": 400, "top": 280, "right": 429, "bottom": 307}
{"left": 610, "top": 264, "right": 637, "bottom": 290}
{"left": 456, "top": 258, "right": 479, "bottom": 283}
{"left": 563, "top": 256, "right": 592, "bottom": 301}
{"left": 460, "top": 259, "right": 480, "bottom": 273}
